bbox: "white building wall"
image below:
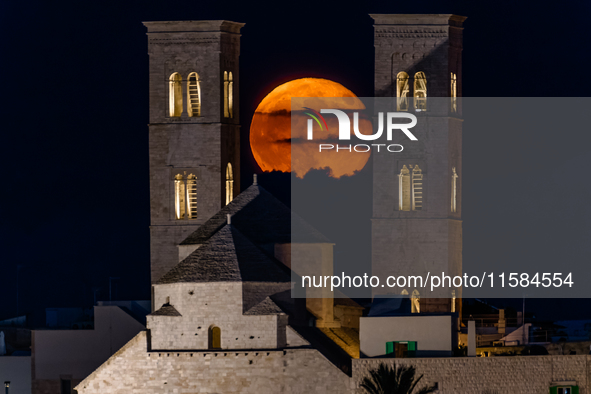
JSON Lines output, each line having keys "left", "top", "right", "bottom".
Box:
{"left": 33, "top": 306, "right": 145, "bottom": 380}
{"left": 148, "top": 283, "right": 283, "bottom": 350}
{"left": 360, "top": 315, "right": 452, "bottom": 357}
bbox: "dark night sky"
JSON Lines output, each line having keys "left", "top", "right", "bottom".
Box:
{"left": 1, "top": 0, "right": 591, "bottom": 323}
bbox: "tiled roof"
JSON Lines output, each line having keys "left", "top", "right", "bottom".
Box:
{"left": 157, "top": 224, "right": 291, "bottom": 284}
{"left": 179, "top": 184, "right": 330, "bottom": 246}
{"left": 244, "top": 296, "right": 285, "bottom": 315}
{"left": 148, "top": 304, "right": 182, "bottom": 317}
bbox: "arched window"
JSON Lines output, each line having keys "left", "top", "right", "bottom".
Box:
{"left": 450, "top": 72, "right": 457, "bottom": 113}
{"left": 451, "top": 167, "right": 458, "bottom": 213}
{"left": 228, "top": 72, "right": 233, "bottom": 118}
{"left": 169, "top": 73, "right": 182, "bottom": 117}
{"left": 225, "top": 163, "right": 234, "bottom": 205}
{"left": 414, "top": 72, "right": 427, "bottom": 111}
{"left": 411, "top": 165, "right": 423, "bottom": 211}
{"left": 396, "top": 72, "right": 410, "bottom": 111}
{"left": 223, "top": 71, "right": 229, "bottom": 118}
{"left": 187, "top": 72, "right": 201, "bottom": 117}
{"left": 398, "top": 165, "right": 423, "bottom": 211}
{"left": 187, "top": 174, "right": 198, "bottom": 219}
{"left": 174, "top": 174, "right": 185, "bottom": 220}
{"left": 411, "top": 290, "right": 420, "bottom": 314}
{"left": 174, "top": 172, "right": 197, "bottom": 220}
{"left": 208, "top": 326, "right": 221, "bottom": 349}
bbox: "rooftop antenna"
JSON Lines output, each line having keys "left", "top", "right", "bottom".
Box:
{"left": 253, "top": 173, "right": 258, "bottom": 186}
{"left": 227, "top": 214, "right": 231, "bottom": 225}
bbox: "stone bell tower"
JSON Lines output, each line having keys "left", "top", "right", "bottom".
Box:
{"left": 143, "top": 20, "right": 243, "bottom": 283}
{"left": 371, "top": 14, "right": 465, "bottom": 313}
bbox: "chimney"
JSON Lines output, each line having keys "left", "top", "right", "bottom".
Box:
{"left": 253, "top": 174, "right": 258, "bottom": 186}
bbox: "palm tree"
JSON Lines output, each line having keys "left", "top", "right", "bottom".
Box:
{"left": 360, "top": 363, "right": 437, "bottom": 394}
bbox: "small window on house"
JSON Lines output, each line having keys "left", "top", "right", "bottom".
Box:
{"left": 451, "top": 290, "right": 456, "bottom": 313}
{"left": 187, "top": 72, "right": 201, "bottom": 117}
{"left": 174, "top": 173, "right": 197, "bottom": 220}
{"left": 396, "top": 72, "right": 410, "bottom": 111}
{"left": 398, "top": 165, "right": 423, "bottom": 211}
{"left": 414, "top": 72, "right": 427, "bottom": 111}
{"left": 223, "top": 71, "right": 229, "bottom": 118}
{"left": 554, "top": 387, "right": 575, "bottom": 394}
{"left": 209, "top": 326, "right": 221, "bottom": 349}
{"left": 411, "top": 290, "right": 420, "bottom": 313}
{"left": 225, "top": 163, "right": 234, "bottom": 205}
{"left": 451, "top": 167, "right": 458, "bottom": 213}
{"left": 169, "top": 73, "right": 182, "bottom": 117}
{"left": 451, "top": 72, "right": 457, "bottom": 113}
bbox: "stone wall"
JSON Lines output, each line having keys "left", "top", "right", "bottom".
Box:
{"left": 353, "top": 355, "right": 591, "bottom": 393}
{"left": 76, "top": 331, "right": 352, "bottom": 394}
{"left": 148, "top": 283, "right": 286, "bottom": 350}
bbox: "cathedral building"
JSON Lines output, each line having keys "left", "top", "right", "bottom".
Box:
{"left": 74, "top": 15, "right": 591, "bottom": 394}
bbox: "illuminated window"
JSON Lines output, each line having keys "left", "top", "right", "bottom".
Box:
{"left": 411, "top": 290, "right": 420, "bottom": 313}
{"left": 451, "top": 290, "right": 456, "bottom": 313}
{"left": 225, "top": 163, "right": 234, "bottom": 205}
{"left": 450, "top": 72, "right": 457, "bottom": 113}
{"left": 208, "top": 326, "right": 221, "bottom": 349}
{"left": 187, "top": 72, "right": 201, "bottom": 117}
{"left": 396, "top": 72, "right": 409, "bottom": 111}
{"left": 187, "top": 174, "right": 197, "bottom": 219}
{"left": 398, "top": 165, "right": 411, "bottom": 211}
{"left": 174, "top": 173, "right": 197, "bottom": 220}
{"left": 451, "top": 167, "right": 458, "bottom": 213}
{"left": 228, "top": 72, "right": 234, "bottom": 118}
{"left": 169, "top": 73, "right": 182, "bottom": 117}
{"left": 223, "top": 71, "right": 234, "bottom": 118}
{"left": 399, "top": 165, "right": 423, "bottom": 211}
{"left": 411, "top": 165, "right": 423, "bottom": 211}
{"left": 414, "top": 72, "right": 427, "bottom": 111}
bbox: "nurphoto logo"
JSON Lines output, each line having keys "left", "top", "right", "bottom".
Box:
{"left": 304, "top": 108, "right": 418, "bottom": 153}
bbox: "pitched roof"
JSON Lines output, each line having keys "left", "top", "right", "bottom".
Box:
{"left": 157, "top": 224, "right": 291, "bottom": 285}
{"left": 244, "top": 296, "right": 285, "bottom": 315}
{"left": 148, "top": 304, "right": 182, "bottom": 317}
{"left": 179, "top": 184, "right": 330, "bottom": 246}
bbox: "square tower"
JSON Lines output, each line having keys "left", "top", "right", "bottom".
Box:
{"left": 144, "top": 20, "right": 244, "bottom": 283}
{"left": 371, "top": 15, "right": 465, "bottom": 313}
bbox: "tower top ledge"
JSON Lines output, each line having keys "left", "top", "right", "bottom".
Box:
{"left": 143, "top": 20, "right": 245, "bottom": 34}
{"left": 370, "top": 14, "right": 466, "bottom": 27}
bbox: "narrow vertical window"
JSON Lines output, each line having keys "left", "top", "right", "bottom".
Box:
{"left": 225, "top": 163, "right": 234, "bottom": 205}
{"left": 451, "top": 167, "right": 458, "bottom": 213}
{"left": 228, "top": 72, "right": 234, "bottom": 118}
{"left": 187, "top": 72, "right": 201, "bottom": 117}
{"left": 414, "top": 72, "right": 427, "bottom": 111}
{"left": 411, "top": 290, "right": 420, "bottom": 313}
{"left": 223, "top": 71, "right": 229, "bottom": 118}
{"left": 450, "top": 72, "right": 457, "bottom": 113}
{"left": 398, "top": 165, "right": 411, "bottom": 211}
{"left": 411, "top": 165, "right": 423, "bottom": 211}
{"left": 174, "top": 174, "right": 185, "bottom": 220}
{"left": 451, "top": 290, "right": 456, "bottom": 313}
{"left": 169, "top": 73, "right": 182, "bottom": 117}
{"left": 187, "top": 174, "right": 198, "bottom": 219}
{"left": 396, "top": 72, "right": 410, "bottom": 111}
{"left": 208, "top": 326, "right": 221, "bottom": 349}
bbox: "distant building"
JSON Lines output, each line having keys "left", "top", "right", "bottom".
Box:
{"left": 32, "top": 304, "right": 146, "bottom": 394}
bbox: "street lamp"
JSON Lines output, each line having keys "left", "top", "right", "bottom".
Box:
{"left": 5, "top": 381, "right": 10, "bottom": 394}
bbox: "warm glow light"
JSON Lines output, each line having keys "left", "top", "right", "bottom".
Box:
{"left": 249, "top": 78, "right": 371, "bottom": 178}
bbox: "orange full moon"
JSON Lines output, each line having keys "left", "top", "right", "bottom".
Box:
{"left": 249, "top": 78, "right": 371, "bottom": 178}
